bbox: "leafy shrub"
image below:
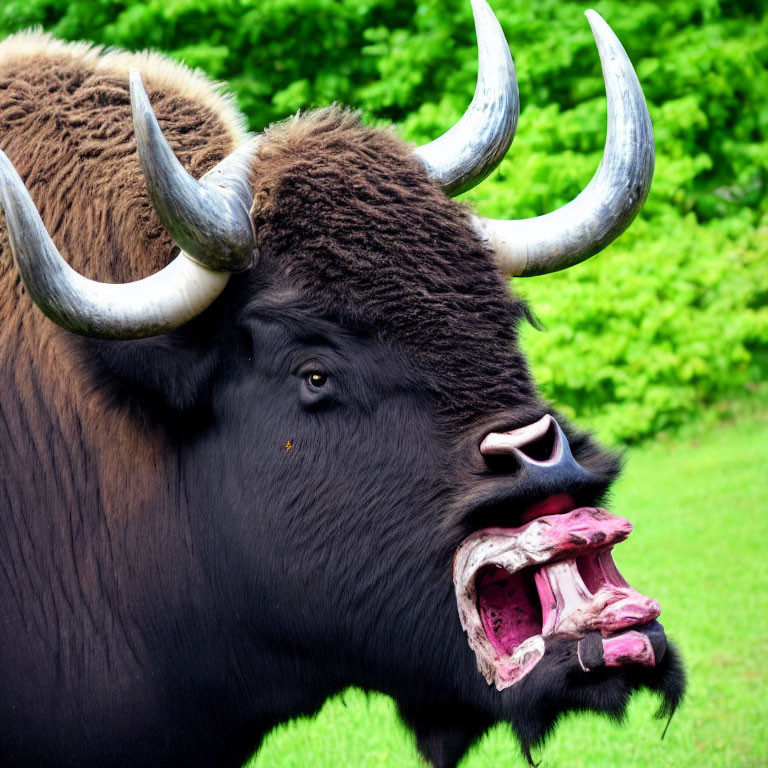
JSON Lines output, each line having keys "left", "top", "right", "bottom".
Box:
{"left": 1, "top": 0, "right": 765, "bottom": 443}
{"left": 513, "top": 214, "right": 768, "bottom": 443}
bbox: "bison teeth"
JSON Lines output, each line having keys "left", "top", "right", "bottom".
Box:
{"left": 534, "top": 558, "right": 592, "bottom": 635}
{"left": 535, "top": 554, "right": 660, "bottom": 638}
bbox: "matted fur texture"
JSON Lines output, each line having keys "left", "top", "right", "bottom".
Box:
{"left": 0, "top": 30, "right": 247, "bottom": 140}
{"left": 249, "top": 109, "right": 540, "bottom": 425}
{"left": 0, "top": 30, "right": 246, "bottom": 290}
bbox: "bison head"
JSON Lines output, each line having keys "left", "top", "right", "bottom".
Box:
{"left": 0, "top": 3, "right": 684, "bottom": 767}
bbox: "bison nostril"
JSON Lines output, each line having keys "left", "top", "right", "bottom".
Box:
{"left": 480, "top": 414, "right": 577, "bottom": 473}
{"left": 516, "top": 419, "right": 558, "bottom": 463}
{"left": 480, "top": 414, "right": 561, "bottom": 463}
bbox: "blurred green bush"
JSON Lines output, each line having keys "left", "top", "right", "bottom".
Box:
{"left": 1, "top": 0, "right": 766, "bottom": 443}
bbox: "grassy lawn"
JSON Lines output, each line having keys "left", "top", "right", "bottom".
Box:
{"left": 248, "top": 412, "right": 768, "bottom": 768}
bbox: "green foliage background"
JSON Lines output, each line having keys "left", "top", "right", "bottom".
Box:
{"left": 1, "top": 0, "right": 766, "bottom": 443}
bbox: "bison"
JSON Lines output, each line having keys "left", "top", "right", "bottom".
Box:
{"left": 0, "top": 2, "right": 684, "bottom": 767}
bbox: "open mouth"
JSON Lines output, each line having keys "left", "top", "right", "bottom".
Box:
{"left": 453, "top": 501, "right": 665, "bottom": 690}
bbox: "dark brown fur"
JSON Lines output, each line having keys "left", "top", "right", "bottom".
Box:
{"left": 250, "top": 109, "right": 540, "bottom": 425}
{"left": 0, "top": 49, "right": 244, "bottom": 754}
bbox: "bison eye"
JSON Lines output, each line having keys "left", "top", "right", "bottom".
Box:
{"left": 306, "top": 371, "right": 328, "bottom": 390}
{"left": 298, "top": 365, "right": 333, "bottom": 405}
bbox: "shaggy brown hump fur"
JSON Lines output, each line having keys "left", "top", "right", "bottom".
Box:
{"left": 0, "top": 40, "right": 242, "bottom": 303}
{"left": 0, "top": 42, "right": 244, "bottom": 519}
{"left": 250, "top": 108, "right": 540, "bottom": 423}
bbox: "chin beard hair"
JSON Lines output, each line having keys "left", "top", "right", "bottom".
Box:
{"left": 505, "top": 636, "right": 686, "bottom": 766}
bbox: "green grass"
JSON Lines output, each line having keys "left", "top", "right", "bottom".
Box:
{"left": 247, "top": 413, "right": 768, "bottom": 768}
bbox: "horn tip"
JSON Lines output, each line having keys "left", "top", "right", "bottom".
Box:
{"left": 584, "top": 9, "right": 612, "bottom": 39}
{"left": 129, "top": 70, "right": 154, "bottom": 130}
{"left": 470, "top": 0, "right": 500, "bottom": 29}
{"left": 470, "top": 0, "right": 502, "bottom": 38}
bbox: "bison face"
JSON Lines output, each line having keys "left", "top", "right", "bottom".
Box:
{"left": 186, "top": 282, "right": 683, "bottom": 767}
{"left": 3, "top": 101, "right": 684, "bottom": 768}
{"left": 206, "top": 99, "right": 682, "bottom": 762}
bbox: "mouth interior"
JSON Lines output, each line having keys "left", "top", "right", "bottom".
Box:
{"left": 576, "top": 548, "right": 628, "bottom": 594}
{"left": 476, "top": 549, "right": 625, "bottom": 658}
{"left": 477, "top": 565, "right": 542, "bottom": 656}
{"left": 454, "top": 506, "right": 664, "bottom": 690}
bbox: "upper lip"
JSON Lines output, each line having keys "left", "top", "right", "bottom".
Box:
{"left": 450, "top": 481, "right": 609, "bottom": 538}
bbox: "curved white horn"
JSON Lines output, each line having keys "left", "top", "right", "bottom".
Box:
{"left": 475, "top": 10, "right": 654, "bottom": 276}
{"left": 0, "top": 150, "right": 229, "bottom": 339}
{"left": 414, "top": 0, "right": 519, "bottom": 197}
{"left": 130, "top": 71, "right": 256, "bottom": 272}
